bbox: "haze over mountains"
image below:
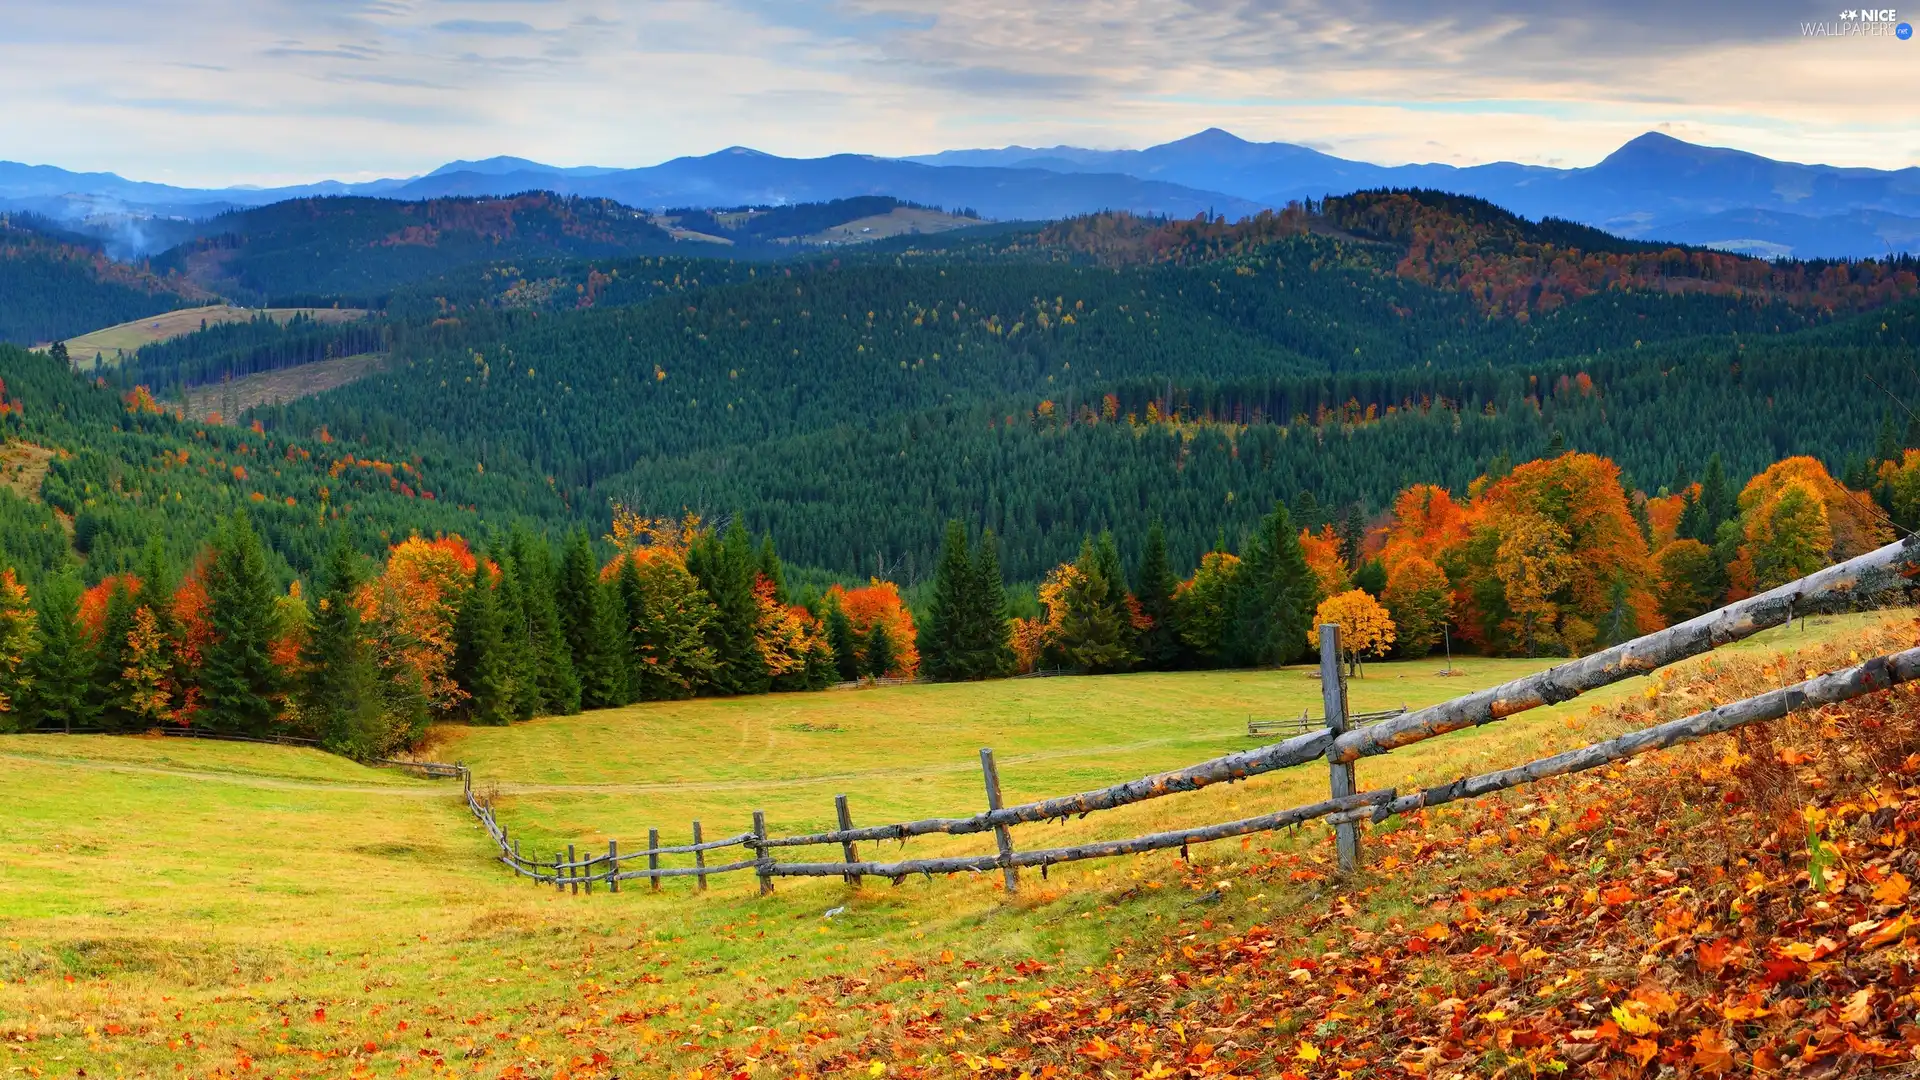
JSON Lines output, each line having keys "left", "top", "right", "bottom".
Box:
{"left": 5, "top": 129, "right": 1919, "bottom": 260}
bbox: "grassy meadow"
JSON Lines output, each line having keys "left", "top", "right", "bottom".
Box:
{"left": 0, "top": 612, "right": 1892, "bottom": 1077}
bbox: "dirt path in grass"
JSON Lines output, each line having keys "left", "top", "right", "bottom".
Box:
{"left": 0, "top": 750, "right": 448, "bottom": 796}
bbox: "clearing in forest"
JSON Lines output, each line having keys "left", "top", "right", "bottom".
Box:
{"left": 45, "top": 305, "right": 369, "bottom": 369}
{"left": 0, "top": 612, "right": 1899, "bottom": 1077}
{"left": 178, "top": 352, "right": 387, "bottom": 422}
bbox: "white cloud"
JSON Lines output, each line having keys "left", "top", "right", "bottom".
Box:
{"left": 0, "top": 0, "right": 1912, "bottom": 186}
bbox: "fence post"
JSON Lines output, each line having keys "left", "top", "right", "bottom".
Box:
{"left": 752, "top": 811, "right": 773, "bottom": 896}
{"left": 835, "top": 794, "right": 861, "bottom": 887}
{"left": 554, "top": 851, "right": 564, "bottom": 893}
{"left": 980, "top": 748, "right": 1018, "bottom": 895}
{"left": 693, "top": 821, "right": 708, "bottom": 892}
{"left": 609, "top": 839, "right": 619, "bottom": 894}
{"left": 648, "top": 829, "right": 661, "bottom": 893}
{"left": 568, "top": 844, "right": 578, "bottom": 895}
{"left": 1320, "top": 623, "right": 1360, "bottom": 876}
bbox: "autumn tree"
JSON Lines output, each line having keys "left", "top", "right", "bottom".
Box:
{"left": 1311, "top": 589, "right": 1396, "bottom": 677}
{"left": 1381, "top": 554, "right": 1451, "bottom": 659}
{"left": 1300, "top": 525, "right": 1352, "bottom": 599}
{"left": 1727, "top": 457, "right": 1889, "bottom": 596}
{"left": 0, "top": 569, "right": 33, "bottom": 727}
{"left": 829, "top": 580, "right": 919, "bottom": 678}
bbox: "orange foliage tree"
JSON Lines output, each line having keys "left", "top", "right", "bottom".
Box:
{"left": 0, "top": 569, "right": 33, "bottom": 718}
{"left": 1299, "top": 525, "right": 1351, "bottom": 597}
{"left": 362, "top": 535, "right": 476, "bottom": 714}
{"left": 1727, "top": 457, "right": 1891, "bottom": 597}
{"left": 828, "top": 580, "right": 919, "bottom": 679}
{"left": 1442, "top": 453, "right": 1660, "bottom": 657}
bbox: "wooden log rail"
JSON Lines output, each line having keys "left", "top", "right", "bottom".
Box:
{"left": 447, "top": 538, "right": 1916, "bottom": 895}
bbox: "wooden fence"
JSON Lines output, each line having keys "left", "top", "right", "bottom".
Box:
{"left": 452, "top": 535, "right": 1920, "bottom": 895}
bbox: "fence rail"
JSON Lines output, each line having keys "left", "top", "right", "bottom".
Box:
{"left": 1248, "top": 705, "right": 1405, "bottom": 738}
{"left": 452, "top": 535, "right": 1920, "bottom": 895}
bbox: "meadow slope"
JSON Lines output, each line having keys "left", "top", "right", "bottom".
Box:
{"left": 0, "top": 613, "right": 1902, "bottom": 1078}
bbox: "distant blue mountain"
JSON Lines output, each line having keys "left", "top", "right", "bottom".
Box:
{"left": 5, "top": 130, "right": 1919, "bottom": 258}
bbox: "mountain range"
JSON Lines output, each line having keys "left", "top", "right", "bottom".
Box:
{"left": 5, "top": 129, "right": 1919, "bottom": 260}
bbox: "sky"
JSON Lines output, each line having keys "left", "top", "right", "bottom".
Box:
{"left": 2, "top": 0, "right": 1916, "bottom": 187}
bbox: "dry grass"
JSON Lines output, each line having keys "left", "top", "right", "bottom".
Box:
{"left": 46, "top": 305, "right": 368, "bottom": 370}
{"left": 179, "top": 352, "right": 386, "bottom": 422}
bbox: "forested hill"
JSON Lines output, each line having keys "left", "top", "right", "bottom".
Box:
{"left": 0, "top": 214, "right": 202, "bottom": 345}
{"left": 216, "top": 191, "right": 1920, "bottom": 581}
{"left": 145, "top": 193, "right": 716, "bottom": 304}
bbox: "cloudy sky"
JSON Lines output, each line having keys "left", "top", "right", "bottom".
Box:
{"left": 3, "top": 0, "right": 1916, "bottom": 187}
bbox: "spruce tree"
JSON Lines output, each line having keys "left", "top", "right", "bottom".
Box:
{"left": 586, "top": 576, "right": 631, "bottom": 706}
{"left": 510, "top": 532, "right": 580, "bottom": 716}
{"left": 615, "top": 554, "right": 647, "bottom": 701}
{"left": 1091, "top": 531, "right": 1138, "bottom": 669}
{"left": 1700, "top": 454, "right": 1735, "bottom": 537}
{"left": 22, "top": 572, "right": 90, "bottom": 733}
{"left": 686, "top": 519, "right": 767, "bottom": 695}
{"left": 1054, "top": 539, "right": 1135, "bottom": 673}
{"left": 757, "top": 536, "right": 788, "bottom": 605}
{"left": 1228, "top": 502, "right": 1317, "bottom": 668}
{"left": 452, "top": 560, "right": 512, "bottom": 725}
{"left": 918, "top": 520, "right": 972, "bottom": 681}
{"left": 198, "top": 513, "right": 288, "bottom": 734}
{"left": 1353, "top": 557, "right": 1388, "bottom": 598}
{"left": 1132, "top": 520, "right": 1181, "bottom": 671}
{"left": 825, "top": 595, "right": 860, "bottom": 682}
{"left": 303, "top": 536, "right": 386, "bottom": 756}
{"left": 555, "top": 530, "right": 603, "bottom": 693}
{"left": 864, "top": 621, "right": 897, "bottom": 679}
{"left": 1338, "top": 505, "right": 1367, "bottom": 568}
{"left": 87, "top": 578, "right": 139, "bottom": 731}
{"left": 969, "top": 529, "right": 1014, "bottom": 678}
{"left": 491, "top": 545, "right": 538, "bottom": 722}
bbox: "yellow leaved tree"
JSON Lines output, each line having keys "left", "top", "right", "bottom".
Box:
{"left": 1310, "top": 589, "right": 1396, "bottom": 677}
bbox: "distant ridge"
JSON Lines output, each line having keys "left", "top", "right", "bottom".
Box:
{"left": 5, "top": 130, "right": 1920, "bottom": 259}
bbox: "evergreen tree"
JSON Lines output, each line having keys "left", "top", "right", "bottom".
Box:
{"left": 198, "top": 513, "right": 288, "bottom": 734}
{"left": 87, "top": 578, "right": 140, "bottom": 730}
{"left": 614, "top": 555, "right": 647, "bottom": 702}
{"left": 969, "top": 529, "right": 1015, "bottom": 679}
{"left": 555, "top": 530, "right": 600, "bottom": 680}
{"left": 686, "top": 520, "right": 768, "bottom": 695}
{"left": 491, "top": 544, "right": 538, "bottom": 722}
{"left": 587, "top": 575, "right": 631, "bottom": 706}
{"left": 1053, "top": 538, "right": 1137, "bottom": 673}
{"left": 1091, "top": 531, "right": 1138, "bottom": 667}
{"left": 1700, "top": 454, "right": 1735, "bottom": 537}
{"left": 622, "top": 554, "right": 716, "bottom": 701}
{"left": 918, "top": 520, "right": 973, "bottom": 681}
{"left": 22, "top": 572, "right": 90, "bottom": 733}
{"left": 1132, "top": 519, "right": 1182, "bottom": 670}
{"left": 1676, "top": 488, "right": 1708, "bottom": 544}
{"left": 757, "top": 536, "right": 788, "bottom": 605}
{"left": 302, "top": 535, "right": 386, "bottom": 756}
{"left": 509, "top": 532, "right": 580, "bottom": 716}
{"left": 1352, "top": 557, "right": 1388, "bottom": 598}
{"left": 1227, "top": 502, "right": 1317, "bottom": 668}
{"left": 451, "top": 560, "right": 512, "bottom": 725}
{"left": 864, "top": 621, "right": 898, "bottom": 679}
{"left": 825, "top": 595, "right": 860, "bottom": 682}
{"left": 1338, "top": 505, "right": 1367, "bottom": 567}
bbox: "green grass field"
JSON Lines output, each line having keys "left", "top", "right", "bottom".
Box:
{"left": 0, "top": 613, "right": 1890, "bottom": 1076}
